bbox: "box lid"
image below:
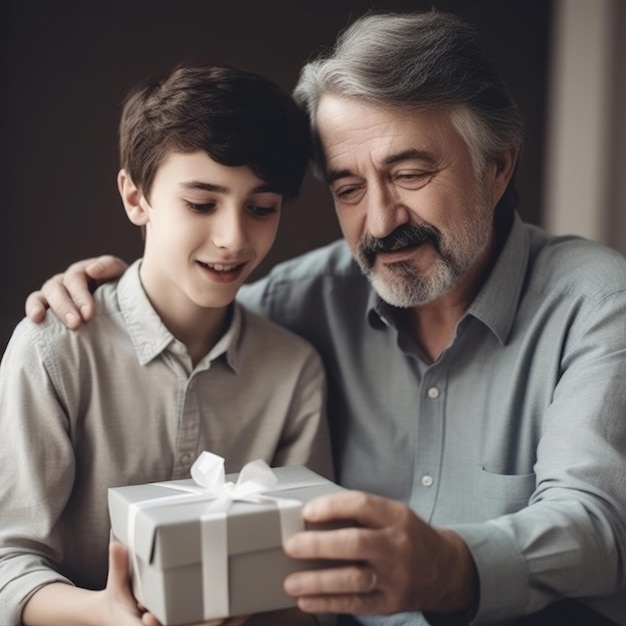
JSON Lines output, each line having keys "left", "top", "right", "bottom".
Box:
{"left": 108, "top": 465, "right": 341, "bottom": 569}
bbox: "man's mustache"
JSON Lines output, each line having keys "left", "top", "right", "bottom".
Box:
{"left": 358, "top": 223, "right": 442, "bottom": 267}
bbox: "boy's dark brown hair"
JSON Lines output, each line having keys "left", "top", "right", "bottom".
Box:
{"left": 119, "top": 63, "right": 311, "bottom": 201}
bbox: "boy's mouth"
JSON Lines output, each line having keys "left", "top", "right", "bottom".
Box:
{"left": 199, "top": 261, "right": 243, "bottom": 272}
{"left": 196, "top": 260, "right": 247, "bottom": 282}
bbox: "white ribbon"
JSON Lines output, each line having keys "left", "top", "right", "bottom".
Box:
{"left": 126, "top": 452, "right": 303, "bottom": 620}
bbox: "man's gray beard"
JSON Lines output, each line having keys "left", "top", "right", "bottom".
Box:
{"left": 356, "top": 213, "right": 492, "bottom": 308}
{"left": 364, "top": 256, "right": 460, "bottom": 307}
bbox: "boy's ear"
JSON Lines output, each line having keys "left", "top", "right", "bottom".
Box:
{"left": 118, "top": 169, "right": 150, "bottom": 226}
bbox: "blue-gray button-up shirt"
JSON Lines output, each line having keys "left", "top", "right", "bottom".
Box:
{"left": 239, "top": 214, "right": 626, "bottom": 624}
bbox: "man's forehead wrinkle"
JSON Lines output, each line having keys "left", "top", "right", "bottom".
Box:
{"left": 318, "top": 97, "right": 456, "bottom": 183}
{"left": 325, "top": 141, "right": 440, "bottom": 184}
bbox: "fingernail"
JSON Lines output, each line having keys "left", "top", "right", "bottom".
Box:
{"left": 80, "top": 304, "right": 90, "bottom": 317}
{"left": 302, "top": 501, "right": 319, "bottom": 518}
{"left": 65, "top": 312, "right": 78, "bottom": 327}
{"left": 283, "top": 573, "right": 301, "bottom": 594}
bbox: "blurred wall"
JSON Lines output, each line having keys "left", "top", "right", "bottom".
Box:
{"left": 1, "top": 0, "right": 553, "bottom": 355}
{"left": 543, "top": 0, "right": 626, "bottom": 252}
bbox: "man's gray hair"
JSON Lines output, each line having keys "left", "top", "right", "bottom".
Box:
{"left": 294, "top": 10, "right": 524, "bottom": 212}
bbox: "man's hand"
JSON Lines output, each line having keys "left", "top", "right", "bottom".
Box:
{"left": 283, "top": 491, "right": 478, "bottom": 616}
{"left": 25, "top": 255, "right": 128, "bottom": 329}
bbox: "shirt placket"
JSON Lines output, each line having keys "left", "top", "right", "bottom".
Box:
{"left": 410, "top": 361, "right": 447, "bottom": 522}
{"left": 172, "top": 373, "right": 202, "bottom": 479}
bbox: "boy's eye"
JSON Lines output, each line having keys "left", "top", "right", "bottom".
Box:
{"left": 185, "top": 200, "right": 216, "bottom": 213}
{"left": 248, "top": 205, "right": 278, "bottom": 218}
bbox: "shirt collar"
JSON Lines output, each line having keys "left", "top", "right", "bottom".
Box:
{"left": 466, "top": 212, "right": 529, "bottom": 344}
{"left": 195, "top": 304, "right": 242, "bottom": 374}
{"left": 117, "top": 259, "right": 242, "bottom": 370}
{"left": 365, "top": 213, "right": 530, "bottom": 344}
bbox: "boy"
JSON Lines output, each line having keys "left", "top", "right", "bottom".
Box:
{"left": 0, "top": 64, "right": 331, "bottom": 625}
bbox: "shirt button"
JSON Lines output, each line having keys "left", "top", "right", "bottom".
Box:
{"left": 427, "top": 386, "right": 440, "bottom": 399}
{"left": 422, "top": 475, "right": 434, "bottom": 487}
{"left": 180, "top": 453, "right": 192, "bottom": 464}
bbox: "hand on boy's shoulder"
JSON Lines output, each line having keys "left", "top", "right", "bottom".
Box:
{"left": 25, "top": 255, "right": 128, "bottom": 329}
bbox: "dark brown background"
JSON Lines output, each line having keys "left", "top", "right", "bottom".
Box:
{"left": 1, "top": 0, "right": 552, "bottom": 355}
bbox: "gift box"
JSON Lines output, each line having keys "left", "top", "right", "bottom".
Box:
{"left": 108, "top": 452, "right": 344, "bottom": 625}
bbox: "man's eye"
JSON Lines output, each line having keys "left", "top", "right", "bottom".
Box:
{"left": 333, "top": 185, "right": 362, "bottom": 203}
{"left": 394, "top": 171, "right": 431, "bottom": 186}
{"left": 185, "top": 201, "right": 216, "bottom": 213}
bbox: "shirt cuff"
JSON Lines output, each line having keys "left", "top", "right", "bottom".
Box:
{"left": 423, "top": 608, "right": 475, "bottom": 626}
{"left": 451, "top": 521, "right": 528, "bottom": 622}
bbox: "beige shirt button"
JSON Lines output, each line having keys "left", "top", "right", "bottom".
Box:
{"left": 422, "top": 475, "right": 434, "bottom": 487}
{"left": 427, "top": 386, "right": 440, "bottom": 399}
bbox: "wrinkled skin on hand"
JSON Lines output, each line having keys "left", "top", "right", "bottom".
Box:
{"left": 282, "top": 490, "right": 477, "bottom": 616}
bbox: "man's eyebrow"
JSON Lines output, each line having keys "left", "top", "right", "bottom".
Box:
{"left": 326, "top": 168, "right": 353, "bottom": 185}
{"left": 326, "top": 149, "right": 438, "bottom": 184}
{"left": 179, "top": 181, "right": 277, "bottom": 194}
{"left": 383, "top": 148, "right": 437, "bottom": 167}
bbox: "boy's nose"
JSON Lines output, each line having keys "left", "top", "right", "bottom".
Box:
{"left": 211, "top": 209, "right": 247, "bottom": 251}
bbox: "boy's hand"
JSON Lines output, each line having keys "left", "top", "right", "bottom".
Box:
{"left": 101, "top": 541, "right": 146, "bottom": 624}
{"left": 142, "top": 615, "right": 249, "bottom": 626}
{"left": 107, "top": 542, "right": 249, "bottom": 626}
{"left": 25, "top": 255, "right": 127, "bottom": 329}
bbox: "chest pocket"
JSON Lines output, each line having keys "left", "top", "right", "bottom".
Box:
{"left": 473, "top": 467, "right": 536, "bottom": 519}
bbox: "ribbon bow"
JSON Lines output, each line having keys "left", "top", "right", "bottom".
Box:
{"left": 189, "top": 451, "right": 279, "bottom": 501}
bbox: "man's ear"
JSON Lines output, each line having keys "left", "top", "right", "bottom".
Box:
{"left": 118, "top": 169, "right": 150, "bottom": 226}
{"left": 489, "top": 147, "right": 518, "bottom": 207}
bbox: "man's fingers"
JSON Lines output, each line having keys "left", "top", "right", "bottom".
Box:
{"left": 25, "top": 256, "right": 128, "bottom": 329}
{"left": 285, "top": 525, "right": 380, "bottom": 562}
{"left": 301, "top": 490, "right": 404, "bottom": 529}
{"left": 61, "top": 255, "right": 127, "bottom": 322}
{"left": 284, "top": 564, "right": 387, "bottom": 615}
{"left": 285, "top": 564, "right": 378, "bottom": 596}
{"left": 29, "top": 273, "right": 86, "bottom": 328}
{"left": 296, "top": 591, "right": 383, "bottom": 615}
{"left": 25, "top": 290, "right": 50, "bottom": 323}
{"left": 85, "top": 254, "right": 128, "bottom": 281}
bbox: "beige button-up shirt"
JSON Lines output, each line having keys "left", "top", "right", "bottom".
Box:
{"left": 0, "top": 260, "right": 331, "bottom": 624}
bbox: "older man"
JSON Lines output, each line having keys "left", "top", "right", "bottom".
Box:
{"left": 25, "top": 11, "right": 626, "bottom": 626}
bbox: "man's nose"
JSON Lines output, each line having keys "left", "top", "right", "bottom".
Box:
{"left": 365, "top": 182, "right": 410, "bottom": 239}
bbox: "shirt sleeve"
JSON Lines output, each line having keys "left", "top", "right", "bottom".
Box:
{"left": 270, "top": 346, "right": 334, "bottom": 481}
{"left": 237, "top": 276, "right": 274, "bottom": 318}
{"left": 452, "top": 290, "right": 626, "bottom": 623}
{"left": 0, "top": 320, "right": 76, "bottom": 625}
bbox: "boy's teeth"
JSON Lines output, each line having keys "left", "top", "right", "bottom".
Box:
{"left": 205, "top": 262, "right": 238, "bottom": 271}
